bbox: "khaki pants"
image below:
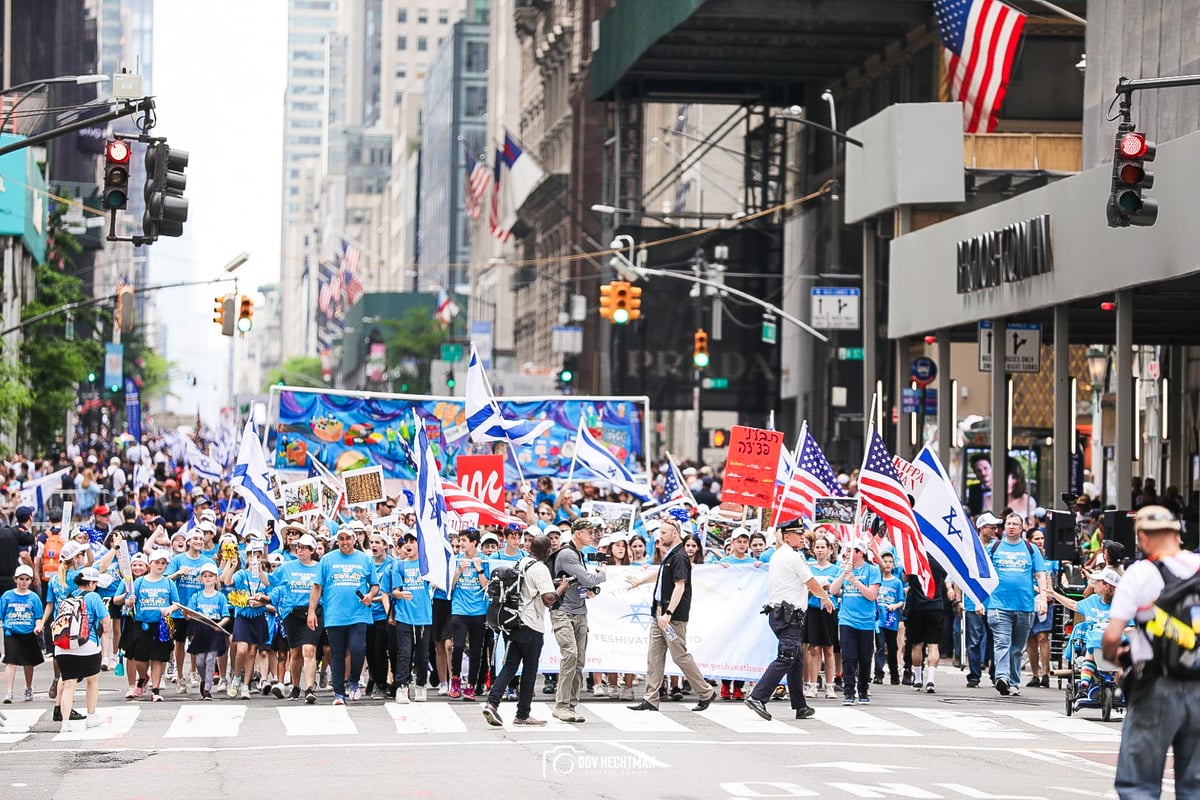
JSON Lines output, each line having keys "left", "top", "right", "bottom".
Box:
{"left": 642, "top": 620, "right": 715, "bottom": 708}
{"left": 551, "top": 611, "right": 588, "bottom": 711}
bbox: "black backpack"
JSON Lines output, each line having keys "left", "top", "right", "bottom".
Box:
{"left": 1141, "top": 561, "right": 1200, "bottom": 680}
{"left": 486, "top": 558, "right": 530, "bottom": 636}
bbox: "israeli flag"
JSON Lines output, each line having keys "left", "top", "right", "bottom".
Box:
{"left": 464, "top": 342, "right": 552, "bottom": 446}
{"left": 230, "top": 420, "right": 281, "bottom": 525}
{"left": 185, "top": 442, "right": 224, "bottom": 483}
{"left": 571, "top": 419, "right": 652, "bottom": 501}
{"left": 911, "top": 445, "right": 998, "bottom": 607}
{"left": 412, "top": 410, "right": 453, "bottom": 592}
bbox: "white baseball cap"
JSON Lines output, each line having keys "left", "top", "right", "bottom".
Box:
{"left": 59, "top": 541, "right": 87, "bottom": 561}
{"left": 1093, "top": 568, "right": 1122, "bottom": 587}
{"left": 14, "top": 565, "right": 33, "bottom": 579}
{"left": 296, "top": 534, "right": 318, "bottom": 549}
{"left": 148, "top": 549, "right": 172, "bottom": 563}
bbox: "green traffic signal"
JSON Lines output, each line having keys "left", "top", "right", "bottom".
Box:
{"left": 110, "top": 384, "right": 119, "bottom": 393}
{"left": 559, "top": 369, "right": 574, "bottom": 384}
{"left": 400, "top": 383, "right": 410, "bottom": 392}
{"left": 87, "top": 372, "right": 96, "bottom": 382}
{"left": 612, "top": 308, "right": 630, "bottom": 325}
{"left": 693, "top": 352, "right": 710, "bottom": 369}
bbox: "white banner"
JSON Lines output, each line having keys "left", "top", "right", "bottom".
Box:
{"left": 533, "top": 564, "right": 775, "bottom": 681}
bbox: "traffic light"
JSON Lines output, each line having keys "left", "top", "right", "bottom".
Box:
{"left": 213, "top": 294, "right": 235, "bottom": 337}
{"left": 236, "top": 295, "right": 254, "bottom": 333}
{"left": 102, "top": 140, "right": 131, "bottom": 211}
{"left": 556, "top": 355, "right": 578, "bottom": 393}
{"left": 1107, "top": 127, "right": 1157, "bottom": 227}
{"left": 115, "top": 286, "right": 135, "bottom": 333}
{"left": 445, "top": 368, "right": 456, "bottom": 391}
{"left": 611, "top": 281, "right": 631, "bottom": 325}
{"left": 143, "top": 142, "right": 189, "bottom": 240}
{"left": 86, "top": 371, "right": 96, "bottom": 383}
{"left": 627, "top": 284, "right": 642, "bottom": 322}
{"left": 693, "top": 328, "right": 710, "bottom": 369}
{"left": 599, "top": 282, "right": 614, "bottom": 321}
{"left": 709, "top": 428, "right": 729, "bottom": 448}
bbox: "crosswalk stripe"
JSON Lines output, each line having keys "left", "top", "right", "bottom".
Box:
{"left": 692, "top": 703, "right": 808, "bottom": 734}
{"left": 992, "top": 709, "right": 1121, "bottom": 743}
{"left": 0, "top": 709, "right": 45, "bottom": 743}
{"left": 54, "top": 707, "right": 139, "bottom": 741}
{"left": 385, "top": 702, "right": 468, "bottom": 734}
{"left": 278, "top": 706, "right": 357, "bottom": 736}
{"left": 165, "top": 704, "right": 246, "bottom": 738}
{"left": 897, "top": 707, "right": 1036, "bottom": 740}
{"left": 585, "top": 703, "right": 692, "bottom": 733}
{"left": 816, "top": 707, "right": 922, "bottom": 738}
{"left": 498, "top": 701, "right": 575, "bottom": 732}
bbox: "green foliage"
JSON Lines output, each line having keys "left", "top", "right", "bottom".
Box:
{"left": 381, "top": 307, "right": 447, "bottom": 394}
{"left": 123, "top": 327, "right": 173, "bottom": 401}
{"left": 0, "top": 340, "right": 32, "bottom": 440}
{"left": 264, "top": 355, "right": 325, "bottom": 391}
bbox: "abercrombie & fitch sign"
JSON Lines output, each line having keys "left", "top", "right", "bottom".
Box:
{"left": 956, "top": 213, "right": 1053, "bottom": 294}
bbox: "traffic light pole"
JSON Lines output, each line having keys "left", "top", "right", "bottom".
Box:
{"left": 0, "top": 97, "right": 155, "bottom": 158}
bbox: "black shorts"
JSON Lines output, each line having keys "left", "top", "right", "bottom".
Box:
{"left": 283, "top": 609, "right": 322, "bottom": 648}
{"left": 3, "top": 632, "right": 45, "bottom": 666}
{"left": 905, "top": 608, "right": 946, "bottom": 645}
{"left": 131, "top": 625, "right": 172, "bottom": 663}
{"left": 171, "top": 617, "right": 190, "bottom": 643}
{"left": 232, "top": 614, "right": 270, "bottom": 647}
{"left": 432, "top": 598, "right": 452, "bottom": 641}
{"left": 55, "top": 652, "right": 102, "bottom": 681}
{"left": 805, "top": 607, "right": 839, "bottom": 648}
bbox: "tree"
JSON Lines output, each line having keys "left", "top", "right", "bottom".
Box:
{"left": 264, "top": 356, "right": 325, "bottom": 391}
{"left": 123, "top": 328, "right": 173, "bottom": 401}
{"left": 382, "top": 307, "right": 447, "bottom": 394}
{"left": 0, "top": 340, "right": 31, "bottom": 442}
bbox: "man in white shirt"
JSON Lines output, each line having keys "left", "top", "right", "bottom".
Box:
{"left": 1103, "top": 505, "right": 1200, "bottom": 800}
{"left": 745, "top": 518, "right": 834, "bottom": 721}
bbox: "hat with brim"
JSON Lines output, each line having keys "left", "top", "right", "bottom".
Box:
{"left": 1134, "top": 505, "right": 1181, "bottom": 533}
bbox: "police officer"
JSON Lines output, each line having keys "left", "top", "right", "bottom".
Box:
{"left": 745, "top": 519, "right": 834, "bottom": 721}
{"left": 1102, "top": 505, "right": 1200, "bottom": 799}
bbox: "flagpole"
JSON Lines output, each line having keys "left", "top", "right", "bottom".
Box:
{"left": 505, "top": 441, "right": 527, "bottom": 487}
{"left": 565, "top": 419, "right": 582, "bottom": 485}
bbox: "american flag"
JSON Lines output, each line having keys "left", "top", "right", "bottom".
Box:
{"left": 774, "top": 426, "right": 842, "bottom": 522}
{"left": 440, "top": 479, "right": 527, "bottom": 529}
{"left": 858, "top": 425, "right": 935, "bottom": 597}
{"left": 663, "top": 451, "right": 696, "bottom": 506}
{"left": 487, "top": 149, "right": 508, "bottom": 243}
{"left": 340, "top": 239, "right": 365, "bottom": 307}
{"left": 317, "top": 263, "right": 339, "bottom": 315}
{"left": 934, "top": 0, "right": 1027, "bottom": 133}
{"left": 464, "top": 148, "right": 491, "bottom": 220}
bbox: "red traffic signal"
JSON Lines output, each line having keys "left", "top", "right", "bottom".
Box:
{"left": 1107, "top": 127, "right": 1156, "bottom": 227}
{"left": 102, "top": 140, "right": 131, "bottom": 210}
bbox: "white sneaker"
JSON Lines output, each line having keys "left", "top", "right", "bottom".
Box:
{"left": 177, "top": 682, "right": 188, "bottom": 695}
{"left": 395, "top": 685, "right": 410, "bottom": 704}
{"left": 238, "top": 685, "right": 251, "bottom": 700}
{"left": 187, "top": 672, "right": 201, "bottom": 687}
{"left": 825, "top": 686, "right": 837, "bottom": 699}
{"left": 123, "top": 687, "right": 136, "bottom": 700}
{"left": 349, "top": 685, "right": 363, "bottom": 702}
{"left": 620, "top": 687, "right": 635, "bottom": 701}
{"left": 413, "top": 685, "right": 427, "bottom": 702}
{"left": 85, "top": 714, "right": 104, "bottom": 729}
{"left": 60, "top": 721, "right": 76, "bottom": 734}
{"left": 437, "top": 682, "right": 449, "bottom": 696}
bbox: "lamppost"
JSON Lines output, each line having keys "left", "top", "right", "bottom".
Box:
{"left": 1086, "top": 346, "right": 1110, "bottom": 504}
{"left": 0, "top": 74, "right": 108, "bottom": 134}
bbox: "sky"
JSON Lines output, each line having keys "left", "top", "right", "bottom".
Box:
{"left": 148, "top": 1, "right": 287, "bottom": 422}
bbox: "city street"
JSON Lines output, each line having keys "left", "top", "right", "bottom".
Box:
{"left": 0, "top": 666, "right": 1146, "bottom": 799}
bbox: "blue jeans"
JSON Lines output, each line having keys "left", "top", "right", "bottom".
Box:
{"left": 965, "top": 611, "right": 993, "bottom": 683}
{"left": 838, "top": 626, "right": 875, "bottom": 700}
{"left": 393, "top": 622, "right": 430, "bottom": 687}
{"left": 1116, "top": 676, "right": 1200, "bottom": 799}
{"left": 326, "top": 623, "right": 367, "bottom": 697}
{"left": 987, "top": 609, "right": 1032, "bottom": 687}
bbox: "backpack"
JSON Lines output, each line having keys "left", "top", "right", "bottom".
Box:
{"left": 486, "top": 558, "right": 530, "bottom": 636}
{"left": 1141, "top": 561, "right": 1200, "bottom": 680}
{"left": 51, "top": 595, "right": 91, "bottom": 650}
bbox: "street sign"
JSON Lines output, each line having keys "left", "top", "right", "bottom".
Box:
{"left": 701, "top": 377, "right": 730, "bottom": 390}
{"left": 902, "top": 387, "right": 938, "bottom": 414}
{"left": 837, "top": 347, "right": 865, "bottom": 361}
{"left": 910, "top": 356, "right": 937, "bottom": 387}
{"left": 440, "top": 342, "right": 464, "bottom": 362}
{"left": 978, "top": 321, "right": 1042, "bottom": 373}
{"left": 761, "top": 318, "right": 778, "bottom": 345}
{"left": 810, "top": 287, "right": 861, "bottom": 330}
{"left": 552, "top": 325, "right": 583, "bottom": 354}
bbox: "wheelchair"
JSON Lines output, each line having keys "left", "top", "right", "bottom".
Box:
{"left": 1062, "top": 626, "right": 1126, "bottom": 722}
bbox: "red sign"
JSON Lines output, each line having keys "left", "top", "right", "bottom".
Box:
{"left": 721, "top": 425, "right": 785, "bottom": 509}
{"left": 456, "top": 454, "right": 505, "bottom": 512}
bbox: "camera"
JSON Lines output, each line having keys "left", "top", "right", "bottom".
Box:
{"left": 1061, "top": 492, "right": 1078, "bottom": 507}
{"left": 584, "top": 552, "right": 608, "bottom": 564}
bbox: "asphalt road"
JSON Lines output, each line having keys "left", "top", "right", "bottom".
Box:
{"left": 0, "top": 666, "right": 1154, "bottom": 800}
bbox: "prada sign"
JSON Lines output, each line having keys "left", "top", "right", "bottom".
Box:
{"left": 956, "top": 214, "right": 1054, "bottom": 294}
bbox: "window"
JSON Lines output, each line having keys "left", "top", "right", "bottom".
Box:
{"left": 465, "top": 41, "right": 488, "bottom": 72}
{"left": 417, "top": 36, "right": 427, "bottom": 51}
{"left": 395, "top": 63, "right": 407, "bottom": 79}
{"left": 397, "top": 35, "right": 407, "bottom": 50}
{"left": 397, "top": 8, "right": 406, "bottom": 22}
{"left": 464, "top": 85, "right": 486, "bottom": 118}
{"left": 418, "top": 8, "right": 428, "bottom": 23}
{"left": 437, "top": 9, "right": 448, "bottom": 23}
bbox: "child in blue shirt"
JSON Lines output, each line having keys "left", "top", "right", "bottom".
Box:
{"left": 186, "top": 562, "right": 230, "bottom": 701}
{"left": 1, "top": 565, "right": 45, "bottom": 702}
{"left": 873, "top": 551, "right": 906, "bottom": 685}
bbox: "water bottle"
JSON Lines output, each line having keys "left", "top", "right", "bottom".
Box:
{"left": 664, "top": 623, "right": 679, "bottom": 642}
{"left": 114, "top": 653, "right": 125, "bottom": 677}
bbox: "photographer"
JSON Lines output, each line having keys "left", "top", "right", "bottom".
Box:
{"left": 548, "top": 516, "right": 606, "bottom": 723}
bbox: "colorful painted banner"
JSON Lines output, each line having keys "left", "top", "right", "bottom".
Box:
{"left": 269, "top": 387, "right": 648, "bottom": 485}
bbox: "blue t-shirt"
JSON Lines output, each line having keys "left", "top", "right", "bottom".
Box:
{"left": 720, "top": 554, "right": 757, "bottom": 565}
{"left": 985, "top": 539, "right": 1047, "bottom": 612}
{"left": 368, "top": 558, "right": 392, "bottom": 621}
{"left": 450, "top": 555, "right": 488, "bottom": 617}
{"left": 271, "top": 560, "right": 323, "bottom": 618}
{"left": 0, "top": 590, "right": 43, "bottom": 634}
{"left": 132, "top": 575, "right": 180, "bottom": 624}
{"left": 876, "top": 574, "right": 905, "bottom": 630}
{"left": 759, "top": 546, "right": 777, "bottom": 563}
{"left": 168, "top": 553, "right": 210, "bottom": 619}
{"left": 189, "top": 590, "right": 229, "bottom": 622}
{"left": 807, "top": 562, "right": 841, "bottom": 609}
{"left": 493, "top": 549, "right": 526, "bottom": 563}
{"left": 70, "top": 590, "right": 109, "bottom": 647}
{"left": 230, "top": 567, "right": 271, "bottom": 618}
{"left": 1075, "top": 594, "right": 1113, "bottom": 650}
{"left": 318, "top": 549, "right": 379, "bottom": 627}
{"left": 46, "top": 571, "right": 80, "bottom": 609}
{"left": 838, "top": 562, "right": 882, "bottom": 630}
{"left": 381, "top": 558, "right": 433, "bottom": 626}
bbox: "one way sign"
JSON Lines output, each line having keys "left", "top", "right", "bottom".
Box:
{"left": 978, "top": 321, "right": 1041, "bottom": 373}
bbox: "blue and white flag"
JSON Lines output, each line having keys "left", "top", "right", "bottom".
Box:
{"left": 911, "top": 444, "right": 998, "bottom": 606}
{"left": 185, "top": 442, "right": 224, "bottom": 483}
{"left": 570, "top": 419, "right": 652, "bottom": 501}
{"left": 230, "top": 419, "right": 280, "bottom": 525}
{"left": 464, "top": 342, "right": 551, "bottom": 445}
{"left": 19, "top": 468, "right": 69, "bottom": 518}
{"left": 412, "top": 410, "right": 453, "bottom": 592}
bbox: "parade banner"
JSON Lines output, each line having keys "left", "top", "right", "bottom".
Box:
{"left": 536, "top": 564, "right": 774, "bottom": 680}
{"left": 269, "top": 387, "right": 648, "bottom": 486}
{"left": 456, "top": 454, "right": 505, "bottom": 512}
{"left": 722, "top": 425, "right": 785, "bottom": 508}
